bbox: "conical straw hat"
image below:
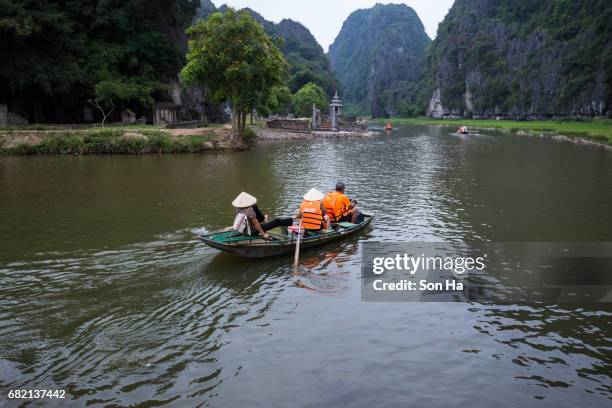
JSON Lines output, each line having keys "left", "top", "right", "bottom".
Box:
{"left": 232, "top": 192, "right": 257, "bottom": 208}
{"left": 303, "top": 188, "right": 324, "bottom": 201}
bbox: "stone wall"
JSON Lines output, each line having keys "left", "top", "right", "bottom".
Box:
{"left": 339, "top": 122, "right": 368, "bottom": 132}
{"left": 266, "top": 119, "right": 310, "bottom": 132}
{"left": 166, "top": 120, "right": 202, "bottom": 129}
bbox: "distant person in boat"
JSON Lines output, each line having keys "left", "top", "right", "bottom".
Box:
{"left": 457, "top": 126, "right": 468, "bottom": 134}
{"left": 297, "top": 188, "right": 330, "bottom": 233}
{"left": 323, "top": 182, "right": 362, "bottom": 224}
{"left": 385, "top": 123, "right": 393, "bottom": 131}
{"left": 232, "top": 192, "right": 293, "bottom": 240}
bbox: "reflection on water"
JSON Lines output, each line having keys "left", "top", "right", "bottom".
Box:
{"left": 0, "top": 125, "right": 611, "bottom": 406}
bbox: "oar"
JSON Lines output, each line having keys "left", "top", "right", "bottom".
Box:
{"left": 293, "top": 220, "right": 303, "bottom": 275}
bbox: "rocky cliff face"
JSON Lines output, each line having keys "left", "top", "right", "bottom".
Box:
{"left": 196, "top": 0, "right": 217, "bottom": 20}
{"left": 422, "top": 0, "right": 612, "bottom": 118}
{"left": 328, "top": 3, "right": 431, "bottom": 117}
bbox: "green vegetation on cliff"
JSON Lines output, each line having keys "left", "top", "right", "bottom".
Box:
{"left": 422, "top": 0, "right": 612, "bottom": 117}
{"left": 0, "top": 0, "right": 199, "bottom": 122}
{"left": 328, "top": 3, "right": 431, "bottom": 117}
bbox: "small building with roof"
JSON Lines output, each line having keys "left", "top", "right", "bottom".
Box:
{"left": 121, "top": 108, "right": 137, "bottom": 124}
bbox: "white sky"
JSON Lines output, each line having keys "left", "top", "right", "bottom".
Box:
{"left": 215, "top": 1, "right": 455, "bottom": 51}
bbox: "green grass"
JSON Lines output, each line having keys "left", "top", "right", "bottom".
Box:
{"left": 0, "top": 123, "right": 166, "bottom": 131}
{"left": 374, "top": 117, "right": 612, "bottom": 145}
{"left": 0, "top": 130, "right": 218, "bottom": 155}
{"left": 0, "top": 122, "right": 224, "bottom": 132}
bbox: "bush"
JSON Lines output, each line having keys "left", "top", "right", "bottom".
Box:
{"left": 112, "top": 136, "right": 147, "bottom": 154}
{"left": 170, "top": 135, "right": 213, "bottom": 153}
{"left": 39, "top": 134, "right": 84, "bottom": 154}
{"left": 83, "top": 133, "right": 115, "bottom": 154}
{"left": 243, "top": 128, "right": 257, "bottom": 144}
{"left": 147, "top": 132, "right": 173, "bottom": 153}
{"left": 13, "top": 143, "right": 38, "bottom": 155}
{"left": 3, "top": 130, "right": 222, "bottom": 155}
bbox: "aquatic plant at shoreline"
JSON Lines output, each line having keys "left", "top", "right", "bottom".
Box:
{"left": 375, "top": 118, "right": 612, "bottom": 145}
{"left": 0, "top": 130, "right": 217, "bottom": 155}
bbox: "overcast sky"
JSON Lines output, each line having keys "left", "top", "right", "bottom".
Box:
{"left": 216, "top": 1, "right": 455, "bottom": 51}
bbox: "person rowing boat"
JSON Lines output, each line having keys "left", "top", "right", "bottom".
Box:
{"left": 200, "top": 213, "right": 374, "bottom": 258}
{"left": 232, "top": 192, "right": 293, "bottom": 240}
{"left": 457, "top": 126, "right": 468, "bottom": 134}
{"left": 323, "top": 182, "right": 362, "bottom": 224}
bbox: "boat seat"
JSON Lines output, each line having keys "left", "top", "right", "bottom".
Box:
{"left": 222, "top": 235, "right": 262, "bottom": 243}
{"left": 211, "top": 231, "right": 261, "bottom": 243}
{"left": 335, "top": 222, "right": 357, "bottom": 228}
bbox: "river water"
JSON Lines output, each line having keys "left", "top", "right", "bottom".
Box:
{"left": 0, "top": 125, "right": 611, "bottom": 407}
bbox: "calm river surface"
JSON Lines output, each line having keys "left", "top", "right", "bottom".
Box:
{"left": 1, "top": 125, "right": 611, "bottom": 407}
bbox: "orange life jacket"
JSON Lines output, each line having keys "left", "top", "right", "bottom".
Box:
{"left": 300, "top": 200, "right": 325, "bottom": 230}
{"left": 323, "top": 191, "right": 350, "bottom": 222}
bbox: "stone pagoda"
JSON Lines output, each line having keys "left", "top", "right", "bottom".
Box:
{"left": 329, "top": 91, "right": 343, "bottom": 130}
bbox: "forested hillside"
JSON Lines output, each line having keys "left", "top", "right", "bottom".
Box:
{"left": 328, "top": 4, "right": 431, "bottom": 117}
{"left": 213, "top": 4, "right": 338, "bottom": 95}
{"left": 422, "top": 0, "right": 612, "bottom": 118}
{"left": 0, "top": 0, "right": 199, "bottom": 123}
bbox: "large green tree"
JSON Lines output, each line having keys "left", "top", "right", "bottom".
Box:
{"left": 292, "top": 82, "right": 328, "bottom": 117}
{"left": 181, "top": 9, "right": 287, "bottom": 138}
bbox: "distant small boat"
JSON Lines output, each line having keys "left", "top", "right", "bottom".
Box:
{"left": 457, "top": 126, "right": 469, "bottom": 135}
{"left": 199, "top": 214, "right": 374, "bottom": 258}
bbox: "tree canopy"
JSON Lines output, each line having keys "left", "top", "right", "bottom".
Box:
{"left": 0, "top": 0, "right": 197, "bottom": 122}
{"left": 181, "top": 9, "right": 287, "bottom": 138}
{"left": 292, "top": 83, "right": 328, "bottom": 117}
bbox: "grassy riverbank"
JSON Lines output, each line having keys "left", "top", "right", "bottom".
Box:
{"left": 375, "top": 118, "right": 612, "bottom": 145}
{"left": 0, "top": 129, "right": 220, "bottom": 155}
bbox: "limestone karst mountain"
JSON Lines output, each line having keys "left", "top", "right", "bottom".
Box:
{"left": 421, "top": 0, "right": 612, "bottom": 118}
{"left": 328, "top": 3, "right": 431, "bottom": 117}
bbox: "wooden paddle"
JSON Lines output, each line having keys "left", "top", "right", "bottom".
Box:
{"left": 293, "top": 220, "right": 303, "bottom": 274}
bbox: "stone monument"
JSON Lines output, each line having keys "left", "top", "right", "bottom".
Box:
{"left": 329, "top": 91, "right": 343, "bottom": 130}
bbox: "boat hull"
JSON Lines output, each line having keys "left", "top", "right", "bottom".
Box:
{"left": 199, "top": 215, "right": 373, "bottom": 258}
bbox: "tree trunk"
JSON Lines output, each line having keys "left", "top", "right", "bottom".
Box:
{"left": 232, "top": 107, "right": 240, "bottom": 133}
{"left": 241, "top": 111, "right": 247, "bottom": 135}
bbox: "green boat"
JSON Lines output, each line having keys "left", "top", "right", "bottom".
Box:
{"left": 198, "top": 214, "right": 374, "bottom": 258}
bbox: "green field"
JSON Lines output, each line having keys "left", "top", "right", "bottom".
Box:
{"left": 374, "top": 118, "right": 612, "bottom": 145}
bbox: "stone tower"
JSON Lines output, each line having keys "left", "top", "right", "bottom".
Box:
{"left": 330, "top": 91, "right": 343, "bottom": 130}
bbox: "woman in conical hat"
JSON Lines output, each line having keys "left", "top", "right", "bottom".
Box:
{"left": 232, "top": 191, "right": 257, "bottom": 208}
{"left": 232, "top": 192, "right": 293, "bottom": 240}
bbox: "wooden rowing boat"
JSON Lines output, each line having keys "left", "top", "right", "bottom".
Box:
{"left": 198, "top": 214, "right": 374, "bottom": 258}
